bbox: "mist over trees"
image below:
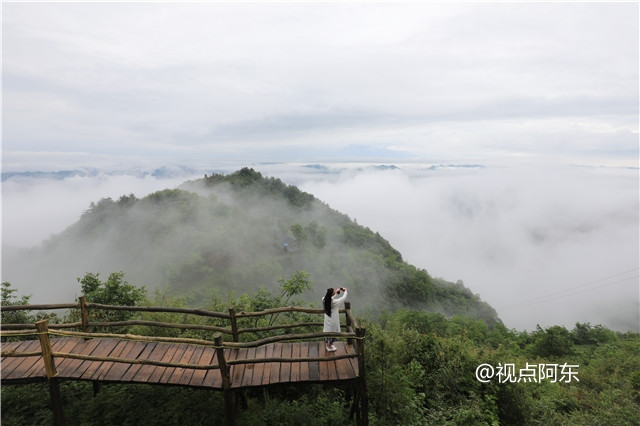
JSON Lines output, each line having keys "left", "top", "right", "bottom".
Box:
{"left": 2, "top": 168, "right": 498, "bottom": 325}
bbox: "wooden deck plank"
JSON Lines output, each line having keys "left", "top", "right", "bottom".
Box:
{"left": 261, "top": 343, "right": 274, "bottom": 386}
{"left": 54, "top": 338, "right": 88, "bottom": 377}
{"left": 268, "top": 343, "right": 282, "bottom": 385}
{"left": 22, "top": 354, "right": 47, "bottom": 380}
{"left": 178, "top": 345, "right": 205, "bottom": 386}
{"left": 203, "top": 347, "right": 228, "bottom": 388}
{"left": 159, "top": 344, "right": 188, "bottom": 383}
{"left": 1, "top": 340, "right": 41, "bottom": 379}
{"left": 80, "top": 339, "right": 121, "bottom": 380}
{"left": 145, "top": 343, "right": 180, "bottom": 383}
{"left": 102, "top": 341, "right": 147, "bottom": 382}
{"left": 94, "top": 339, "right": 130, "bottom": 381}
{"left": 334, "top": 342, "right": 353, "bottom": 381}
{"left": 326, "top": 345, "right": 339, "bottom": 382}
{"left": 290, "top": 342, "right": 300, "bottom": 383}
{"left": 346, "top": 343, "right": 359, "bottom": 377}
{"left": 1, "top": 340, "right": 34, "bottom": 370}
{"left": 1, "top": 339, "right": 34, "bottom": 358}
{"left": 241, "top": 347, "right": 256, "bottom": 388}
{"left": 168, "top": 344, "right": 198, "bottom": 385}
{"left": 3, "top": 356, "right": 42, "bottom": 380}
{"left": 51, "top": 337, "right": 82, "bottom": 374}
{"left": 189, "top": 346, "right": 217, "bottom": 387}
{"left": 121, "top": 342, "right": 157, "bottom": 381}
{"left": 299, "top": 342, "right": 309, "bottom": 382}
{"left": 2, "top": 338, "right": 362, "bottom": 389}
{"left": 251, "top": 345, "right": 266, "bottom": 387}
{"left": 64, "top": 339, "right": 103, "bottom": 379}
{"left": 229, "top": 348, "right": 247, "bottom": 389}
{"left": 307, "top": 341, "right": 320, "bottom": 382}
{"left": 210, "top": 348, "right": 228, "bottom": 389}
{"left": 2, "top": 355, "right": 42, "bottom": 380}
{"left": 136, "top": 342, "right": 173, "bottom": 383}
{"left": 318, "top": 343, "right": 329, "bottom": 382}
{"left": 279, "top": 343, "right": 292, "bottom": 383}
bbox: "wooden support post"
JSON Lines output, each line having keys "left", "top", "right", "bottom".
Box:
{"left": 215, "top": 334, "right": 234, "bottom": 426}
{"left": 349, "top": 383, "right": 360, "bottom": 421}
{"left": 36, "top": 320, "right": 58, "bottom": 379}
{"left": 36, "top": 320, "right": 65, "bottom": 425}
{"left": 345, "top": 302, "right": 354, "bottom": 346}
{"left": 79, "top": 296, "right": 89, "bottom": 333}
{"left": 355, "top": 327, "right": 368, "bottom": 426}
{"left": 228, "top": 307, "right": 239, "bottom": 343}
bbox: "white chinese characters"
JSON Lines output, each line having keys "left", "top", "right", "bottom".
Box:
{"left": 475, "top": 363, "right": 579, "bottom": 384}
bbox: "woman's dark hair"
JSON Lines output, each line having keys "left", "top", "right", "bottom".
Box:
{"left": 324, "top": 288, "right": 334, "bottom": 317}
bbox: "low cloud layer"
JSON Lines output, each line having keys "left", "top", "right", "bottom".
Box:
{"left": 2, "top": 163, "right": 638, "bottom": 332}
{"left": 300, "top": 165, "right": 639, "bottom": 332}
{"left": 2, "top": 172, "right": 204, "bottom": 248}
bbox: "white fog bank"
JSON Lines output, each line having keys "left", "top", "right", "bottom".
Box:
{"left": 300, "top": 164, "right": 639, "bottom": 332}
{"left": 2, "top": 163, "right": 638, "bottom": 332}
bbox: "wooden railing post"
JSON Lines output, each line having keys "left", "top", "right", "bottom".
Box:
{"left": 215, "top": 334, "right": 234, "bottom": 425}
{"left": 36, "top": 320, "right": 65, "bottom": 425}
{"left": 355, "top": 326, "right": 368, "bottom": 426}
{"left": 228, "top": 307, "right": 239, "bottom": 343}
{"left": 79, "top": 296, "right": 89, "bottom": 333}
{"left": 36, "top": 320, "right": 58, "bottom": 379}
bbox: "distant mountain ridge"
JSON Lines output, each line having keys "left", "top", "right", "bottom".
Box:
{"left": 1, "top": 165, "right": 200, "bottom": 181}
{"left": 4, "top": 167, "right": 499, "bottom": 325}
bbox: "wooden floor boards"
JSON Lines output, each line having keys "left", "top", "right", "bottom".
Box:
{"left": 1, "top": 338, "right": 359, "bottom": 389}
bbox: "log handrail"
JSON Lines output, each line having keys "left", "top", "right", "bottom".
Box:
{"left": 1, "top": 301, "right": 362, "bottom": 379}
{"left": 1, "top": 303, "right": 79, "bottom": 311}
{"left": 0, "top": 299, "right": 359, "bottom": 337}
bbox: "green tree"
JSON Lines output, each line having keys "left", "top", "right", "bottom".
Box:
{"left": 1, "top": 282, "right": 33, "bottom": 325}
{"left": 267, "top": 271, "right": 314, "bottom": 326}
{"left": 290, "top": 224, "right": 307, "bottom": 243}
{"left": 531, "top": 325, "right": 574, "bottom": 358}
{"left": 571, "top": 322, "right": 617, "bottom": 345}
{"left": 74, "top": 272, "right": 146, "bottom": 332}
{"left": 1, "top": 282, "right": 58, "bottom": 341}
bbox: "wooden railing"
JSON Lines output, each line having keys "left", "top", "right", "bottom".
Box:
{"left": 0, "top": 299, "right": 368, "bottom": 426}
{"left": 1, "top": 296, "right": 360, "bottom": 340}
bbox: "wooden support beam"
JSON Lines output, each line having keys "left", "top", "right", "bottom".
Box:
{"left": 79, "top": 296, "right": 90, "bottom": 333}
{"left": 228, "top": 307, "right": 239, "bottom": 343}
{"left": 35, "top": 320, "right": 58, "bottom": 379}
{"left": 345, "top": 302, "right": 354, "bottom": 345}
{"left": 355, "top": 327, "right": 368, "bottom": 426}
{"left": 36, "top": 320, "right": 65, "bottom": 426}
{"left": 215, "top": 334, "right": 234, "bottom": 426}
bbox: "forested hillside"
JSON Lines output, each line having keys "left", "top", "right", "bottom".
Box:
{"left": 2, "top": 279, "right": 638, "bottom": 425}
{"left": 6, "top": 168, "right": 498, "bottom": 325}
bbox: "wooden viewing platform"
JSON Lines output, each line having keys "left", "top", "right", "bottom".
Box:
{"left": 1, "top": 338, "right": 359, "bottom": 388}
{"left": 1, "top": 299, "right": 368, "bottom": 425}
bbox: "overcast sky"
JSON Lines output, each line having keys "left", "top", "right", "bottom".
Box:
{"left": 3, "top": 2, "right": 638, "bottom": 170}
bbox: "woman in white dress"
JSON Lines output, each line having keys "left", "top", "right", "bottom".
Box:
{"left": 322, "top": 287, "right": 348, "bottom": 352}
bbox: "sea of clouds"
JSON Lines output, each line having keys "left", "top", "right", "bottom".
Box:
{"left": 2, "top": 162, "right": 638, "bottom": 332}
